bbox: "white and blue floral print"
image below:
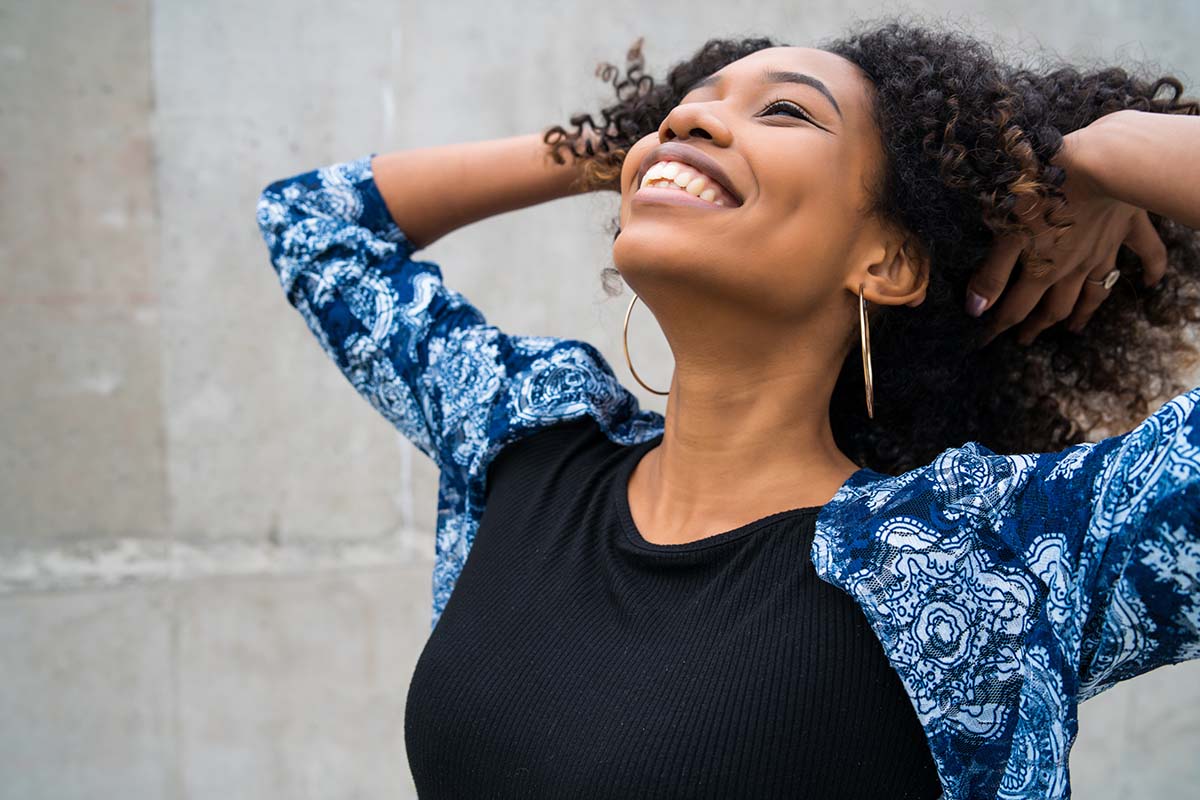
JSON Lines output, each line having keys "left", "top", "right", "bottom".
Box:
{"left": 256, "top": 154, "right": 1200, "bottom": 800}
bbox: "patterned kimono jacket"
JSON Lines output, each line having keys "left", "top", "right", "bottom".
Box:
{"left": 255, "top": 154, "right": 1200, "bottom": 800}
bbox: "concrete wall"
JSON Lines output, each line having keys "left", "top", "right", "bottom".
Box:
{"left": 2, "top": 0, "right": 1198, "bottom": 796}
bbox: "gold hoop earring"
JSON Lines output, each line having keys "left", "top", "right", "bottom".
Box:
{"left": 860, "top": 281, "right": 874, "bottom": 419}
{"left": 623, "top": 292, "right": 670, "bottom": 396}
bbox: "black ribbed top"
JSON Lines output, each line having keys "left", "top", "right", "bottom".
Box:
{"left": 404, "top": 416, "right": 943, "bottom": 799}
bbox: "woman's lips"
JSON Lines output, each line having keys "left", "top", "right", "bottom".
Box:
{"left": 631, "top": 184, "right": 737, "bottom": 210}
{"left": 635, "top": 142, "right": 745, "bottom": 206}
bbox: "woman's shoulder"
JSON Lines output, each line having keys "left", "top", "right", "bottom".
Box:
{"left": 831, "top": 378, "right": 1200, "bottom": 556}
{"left": 813, "top": 436, "right": 1125, "bottom": 600}
{"left": 820, "top": 438, "right": 1090, "bottom": 530}
{"left": 458, "top": 332, "right": 666, "bottom": 481}
{"left": 815, "top": 443, "right": 987, "bottom": 524}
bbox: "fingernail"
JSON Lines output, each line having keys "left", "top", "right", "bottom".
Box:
{"left": 966, "top": 290, "right": 988, "bottom": 317}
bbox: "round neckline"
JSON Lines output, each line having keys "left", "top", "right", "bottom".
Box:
{"left": 615, "top": 434, "right": 844, "bottom": 554}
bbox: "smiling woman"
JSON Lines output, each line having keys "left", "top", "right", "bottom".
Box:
{"left": 256, "top": 13, "right": 1200, "bottom": 800}
{"left": 544, "top": 24, "right": 1200, "bottom": 477}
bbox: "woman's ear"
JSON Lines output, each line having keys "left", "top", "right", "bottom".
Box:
{"left": 855, "top": 235, "right": 929, "bottom": 308}
{"left": 901, "top": 238, "right": 931, "bottom": 307}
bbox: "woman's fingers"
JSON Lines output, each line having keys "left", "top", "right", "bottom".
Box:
{"left": 979, "top": 245, "right": 1065, "bottom": 346}
{"left": 980, "top": 276, "right": 1051, "bottom": 345}
{"left": 968, "top": 180, "right": 1161, "bottom": 347}
{"left": 966, "top": 231, "right": 1027, "bottom": 317}
{"left": 1015, "top": 266, "right": 1092, "bottom": 344}
{"left": 1124, "top": 209, "right": 1169, "bottom": 287}
{"left": 1065, "top": 251, "right": 1116, "bottom": 333}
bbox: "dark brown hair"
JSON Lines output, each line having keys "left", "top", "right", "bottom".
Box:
{"left": 543, "top": 17, "right": 1200, "bottom": 475}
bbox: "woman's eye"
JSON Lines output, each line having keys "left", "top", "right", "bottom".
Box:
{"left": 762, "top": 100, "right": 814, "bottom": 122}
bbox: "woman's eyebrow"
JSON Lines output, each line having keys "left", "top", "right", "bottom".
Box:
{"left": 686, "top": 68, "right": 843, "bottom": 120}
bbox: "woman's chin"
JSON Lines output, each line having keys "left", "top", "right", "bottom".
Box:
{"left": 610, "top": 252, "right": 691, "bottom": 287}
{"left": 612, "top": 231, "right": 718, "bottom": 276}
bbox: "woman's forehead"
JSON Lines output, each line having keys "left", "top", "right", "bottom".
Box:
{"left": 718, "top": 46, "right": 869, "bottom": 103}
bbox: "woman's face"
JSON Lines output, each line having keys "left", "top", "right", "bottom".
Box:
{"left": 614, "top": 46, "right": 893, "bottom": 327}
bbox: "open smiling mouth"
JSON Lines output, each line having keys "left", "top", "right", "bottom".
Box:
{"left": 633, "top": 159, "right": 740, "bottom": 210}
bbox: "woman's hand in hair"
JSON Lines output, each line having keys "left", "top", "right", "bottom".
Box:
{"left": 966, "top": 117, "right": 1169, "bottom": 347}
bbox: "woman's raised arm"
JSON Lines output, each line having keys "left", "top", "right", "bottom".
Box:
{"left": 255, "top": 132, "right": 653, "bottom": 479}
{"left": 1022, "top": 384, "right": 1200, "bottom": 698}
{"left": 370, "top": 132, "right": 592, "bottom": 250}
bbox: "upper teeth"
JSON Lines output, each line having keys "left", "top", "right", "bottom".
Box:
{"left": 639, "top": 160, "right": 735, "bottom": 206}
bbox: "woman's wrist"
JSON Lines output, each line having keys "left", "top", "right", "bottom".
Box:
{"left": 1071, "top": 109, "right": 1200, "bottom": 229}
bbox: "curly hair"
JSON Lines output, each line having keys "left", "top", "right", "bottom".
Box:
{"left": 542, "top": 16, "right": 1200, "bottom": 475}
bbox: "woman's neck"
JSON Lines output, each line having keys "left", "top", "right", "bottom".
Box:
{"left": 627, "top": 358, "right": 861, "bottom": 546}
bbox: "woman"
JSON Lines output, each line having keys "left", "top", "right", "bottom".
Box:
{"left": 255, "top": 18, "right": 1200, "bottom": 800}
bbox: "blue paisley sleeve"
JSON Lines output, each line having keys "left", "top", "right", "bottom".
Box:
{"left": 254, "top": 154, "right": 655, "bottom": 478}
{"left": 810, "top": 383, "right": 1200, "bottom": 797}
{"left": 257, "top": 154, "right": 665, "bottom": 629}
{"left": 1019, "top": 384, "right": 1200, "bottom": 700}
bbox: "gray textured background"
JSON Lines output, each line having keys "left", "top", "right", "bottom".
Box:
{"left": 3, "top": 0, "right": 1199, "bottom": 797}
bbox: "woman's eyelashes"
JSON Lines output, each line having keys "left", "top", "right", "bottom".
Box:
{"left": 761, "top": 98, "right": 814, "bottom": 122}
